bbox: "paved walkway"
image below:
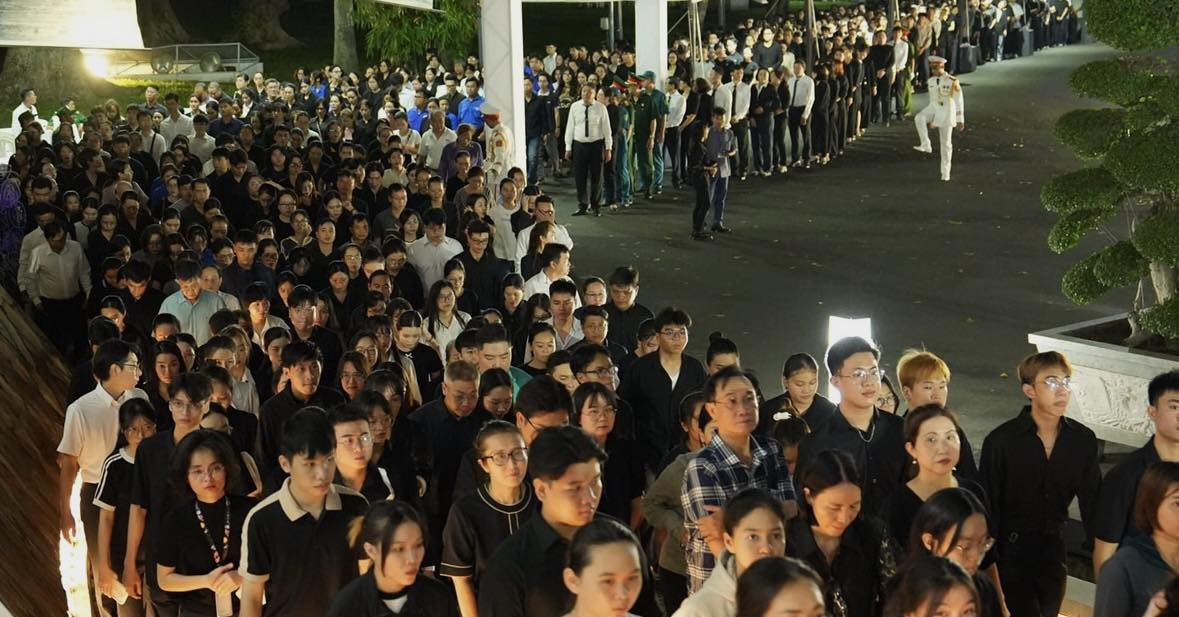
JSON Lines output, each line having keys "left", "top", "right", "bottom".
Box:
{"left": 541, "top": 43, "right": 1123, "bottom": 445}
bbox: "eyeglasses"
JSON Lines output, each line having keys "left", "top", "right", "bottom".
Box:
{"left": 188, "top": 463, "right": 226, "bottom": 480}
{"left": 840, "top": 367, "right": 883, "bottom": 384}
{"left": 370, "top": 415, "right": 393, "bottom": 428}
{"left": 660, "top": 329, "right": 688, "bottom": 339}
{"left": 953, "top": 538, "right": 995, "bottom": 559}
{"left": 480, "top": 448, "right": 528, "bottom": 466}
{"left": 339, "top": 433, "right": 373, "bottom": 449}
{"left": 117, "top": 362, "right": 142, "bottom": 373}
{"left": 1040, "top": 377, "right": 1072, "bottom": 391}
{"left": 578, "top": 366, "right": 618, "bottom": 379}
{"left": 535, "top": 208, "right": 555, "bottom": 216}
{"left": 584, "top": 405, "right": 617, "bottom": 418}
{"left": 170, "top": 399, "right": 206, "bottom": 412}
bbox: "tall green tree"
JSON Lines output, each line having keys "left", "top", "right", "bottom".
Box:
{"left": 1041, "top": 0, "right": 1179, "bottom": 342}
{"left": 355, "top": 0, "right": 479, "bottom": 69}
{"left": 334, "top": 0, "right": 361, "bottom": 71}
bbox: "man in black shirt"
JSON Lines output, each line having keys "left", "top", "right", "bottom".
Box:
{"left": 118, "top": 260, "right": 165, "bottom": 337}
{"left": 258, "top": 340, "right": 345, "bottom": 472}
{"left": 1092, "top": 370, "right": 1179, "bottom": 578}
{"left": 980, "top": 351, "right": 1101, "bottom": 617}
{"left": 477, "top": 425, "right": 659, "bottom": 617}
{"left": 617, "top": 307, "right": 707, "bottom": 473}
{"left": 409, "top": 360, "right": 493, "bottom": 569}
{"left": 126, "top": 373, "right": 211, "bottom": 617}
{"left": 285, "top": 285, "right": 344, "bottom": 386}
{"left": 241, "top": 408, "right": 369, "bottom": 617}
{"left": 457, "top": 219, "right": 512, "bottom": 312}
{"left": 795, "top": 336, "right": 905, "bottom": 515}
{"left": 603, "top": 266, "right": 654, "bottom": 352}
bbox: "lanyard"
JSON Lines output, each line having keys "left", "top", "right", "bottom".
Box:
{"left": 194, "top": 497, "right": 232, "bottom": 565}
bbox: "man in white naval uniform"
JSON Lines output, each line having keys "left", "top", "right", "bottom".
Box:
{"left": 482, "top": 109, "right": 515, "bottom": 190}
{"left": 913, "top": 56, "right": 965, "bottom": 181}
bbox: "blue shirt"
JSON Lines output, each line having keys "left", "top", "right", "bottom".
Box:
{"left": 157, "top": 289, "right": 227, "bottom": 345}
{"left": 681, "top": 433, "right": 795, "bottom": 591}
{"left": 407, "top": 106, "right": 431, "bottom": 133}
{"left": 458, "top": 95, "right": 485, "bottom": 131}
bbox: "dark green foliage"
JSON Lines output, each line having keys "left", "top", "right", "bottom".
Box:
{"left": 1140, "top": 296, "right": 1179, "bottom": 340}
{"left": 1105, "top": 123, "right": 1179, "bottom": 193}
{"left": 1133, "top": 213, "right": 1179, "bottom": 269}
{"left": 1093, "top": 241, "right": 1149, "bottom": 287}
{"left": 1068, "top": 59, "right": 1167, "bottom": 106}
{"left": 1062, "top": 251, "right": 1112, "bottom": 305}
{"left": 355, "top": 0, "right": 479, "bottom": 69}
{"left": 1053, "top": 108, "right": 1126, "bottom": 159}
{"left": 1085, "top": 0, "right": 1179, "bottom": 52}
{"left": 1041, "top": 168, "right": 1124, "bottom": 215}
{"left": 1047, "top": 208, "right": 1116, "bottom": 254}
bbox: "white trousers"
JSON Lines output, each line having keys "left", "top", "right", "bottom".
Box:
{"left": 915, "top": 105, "right": 954, "bottom": 179}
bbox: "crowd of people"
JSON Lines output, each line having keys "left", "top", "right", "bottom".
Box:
{"left": 0, "top": 1, "right": 1101, "bottom": 617}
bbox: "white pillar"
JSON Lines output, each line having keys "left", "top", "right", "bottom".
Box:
{"left": 634, "top": 0, "right": 669, "bottom": 85}
{"left": 480, "top": 0, "right": 527, "bottom": 174}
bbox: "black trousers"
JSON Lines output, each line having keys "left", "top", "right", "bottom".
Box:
{"left": 40, "top": 293, "right": 86, "bottom": 360}
{"left": 772, "top": 112, "right": 789, "bottom": 167}
{"left": 731, "top": 118, "right": 751, "bottom": 176}
{"left": 751, "top": 115, "right": 774, "bottom": 172}
{"left": 572, "top": 139, "right": 605, "bottom": 209}
{"left": 872, "top": 78, "right": 891, "bottom": 122}
{"left": 657, "top": 567, "right": 688, "bottom": 616}
{"left": 997, "top": 531, "right": 1067, "bottom": 617}
{"left": 787, "top": 107, "right": 810, "bottom": 163}
{"left": 664, "top": 126, "right": 682, "bottom": 185}
{"left": 691, "top": 172, "right": 712, "bottom": 233}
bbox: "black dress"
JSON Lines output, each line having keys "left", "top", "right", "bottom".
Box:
{"left": 884, "top": 477, "right": 988, "bottom": 552}
{"left": 787, "top": 514, "right": 899, "bottom": 617}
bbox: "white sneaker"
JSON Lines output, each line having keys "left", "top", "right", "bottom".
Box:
{"left": 913, "top": 145, "right": 933, "bottom": 154}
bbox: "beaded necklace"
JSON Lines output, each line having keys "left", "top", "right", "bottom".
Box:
{"left": 194, "top": 497, "right": 232, "bottom": 565}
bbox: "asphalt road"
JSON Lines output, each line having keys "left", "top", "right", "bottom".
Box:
{"left": 539, "top": 43, "right": 1128, "bottom": 449}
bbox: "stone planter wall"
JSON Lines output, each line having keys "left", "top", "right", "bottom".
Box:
{"left": 1028, "top": 314, "right": 1179, "bottom": 448}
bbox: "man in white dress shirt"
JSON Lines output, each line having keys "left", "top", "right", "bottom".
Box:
{"left": 27, "top": 220, "right": 92, "bottom": 355}
{"left": 57, "top": 339, "right": 148, "bottom": 607}
{"left": 665, "top": 78, "right": 688, "bottom": 189}
{"left": 913, "top": 56, "right": 965, "bottom": 182}
{"left": 10, "top": 87, "right": 37, "bottom": 133}
{"left": 159, "top": 92, "right": 195, "bottom": 146}
{"left": 564, "top": 85, "right": 613, "bottom": 216}
{"left": 522, "top": 242, "right": 578, "bottom": 302}
{"left": 784, "top": 60, "right": 815, "bottom": 168}
{"left": 515, "top": 195, "right": 573, "bottom": 268}
{"left": 728, "top": 64, "right": 753, "bottom": 180}
{"left": 408, "top": 208, "right": 463, "bottom": 291}
{"left": 419, "top": 111, "right": 457, "bottom": 171}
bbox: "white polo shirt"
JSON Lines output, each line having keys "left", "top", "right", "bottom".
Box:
{"left": 57, "top": 384, "right": 149, "bottom": 484}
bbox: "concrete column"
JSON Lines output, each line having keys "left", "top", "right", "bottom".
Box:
{"left": 480, "top": 0, "right": 527, "bottom": 172}
{"left": 634, "top": 0, "right": 669, "bottom": 84}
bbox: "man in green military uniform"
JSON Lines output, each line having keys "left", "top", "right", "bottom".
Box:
{"left": 632, "top": 71, "right": 663, "bottom": 200}
{"left": 641, "top": 71, "right": 670, "bottom": 197}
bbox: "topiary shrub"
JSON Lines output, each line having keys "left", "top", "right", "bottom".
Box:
{"left": 1043, "top": 0, "right": 1179, "bottom": 343}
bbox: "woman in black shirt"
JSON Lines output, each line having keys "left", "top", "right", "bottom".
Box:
{"left": 904, "top": 488, "right": 1003, "bottom": 617}
{"left": 95, "top": 399, "right": 158, "bottom": 615}
{"left": 885, "top": 404, "right": 987, "bottom": 553}
{"left": 328, "top": 501, "right": 457, "bottom": 617}
{"left": 391, "top": 311, "right": 444, "bottom": 407}
{"left": 156, "top": 430, "right": 259, "bottom": 617}
{"left": 573, "top": 382, "right": 645, "bottom": 529}
{"left": 441, "top": 421, "right": 536, "bottom": 617}
{"left": 787, "top": 449, "right": 898, "bottom": 617}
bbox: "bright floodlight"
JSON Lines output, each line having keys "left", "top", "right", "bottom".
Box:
{"left": 82, "top": 51, "right": 110, "bottom": 78}
{"left": 826, "top": 316, "right": 873, "bottom": 404}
